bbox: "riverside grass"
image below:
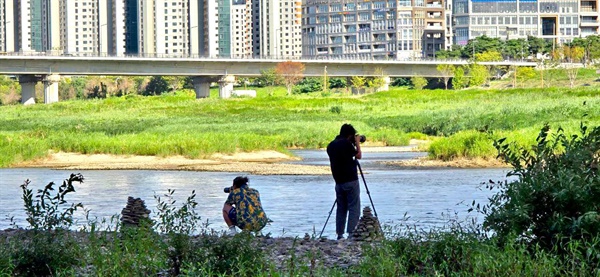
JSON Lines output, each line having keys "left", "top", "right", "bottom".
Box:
{"left": 0, "top": 86, "right": 599, "bottom": 167}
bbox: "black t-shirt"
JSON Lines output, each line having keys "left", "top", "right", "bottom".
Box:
{"left": 326, "top": 135, "right": 358, "bottom": 184}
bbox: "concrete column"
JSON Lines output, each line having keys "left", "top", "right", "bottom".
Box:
{"left": 19, "top": 75, "right": 39, "bottom": 105}
{"left": 192, "top": 76, "right": 212, "bottom": 98}
{"left": 218, "top": 75, "right": 235, "bottom": 98}
{"left": 43, "top": 74, "right": 61, "bottom": 104}
{"left": 377, "top": 76, "right": 391, "bottom": 92}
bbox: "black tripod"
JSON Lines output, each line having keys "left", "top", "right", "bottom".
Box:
{"left": 319, "top": 160, "right": 379, "bottom": 238}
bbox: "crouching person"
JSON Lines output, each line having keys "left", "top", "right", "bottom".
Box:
{"left": 223, "top": 176, "right": 268, "bottom": 235}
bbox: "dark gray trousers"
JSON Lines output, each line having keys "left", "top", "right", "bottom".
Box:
{"left": 335, "top": 180, "right": 360, "bottom": 236}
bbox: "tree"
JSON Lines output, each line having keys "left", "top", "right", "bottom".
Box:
{"left": 436, "top": 63, "right": 454, "bottom": 89}
{"left": 410, "top": 76, "right": 428, "bottom": 90}
{"left": 369, "top": 68, "right": 387, "bottom": 91}
{"left": 554, "top": 45, "right": 585, "bottom": 88}
{"left": 452, "top": 66, "right": 468, "bottom": 89}
{"left": 527, "top": 35, "right": 551, "bottom": 56}
{"left": 469, "top": 63, "right": 488, "bottom": 87}
{"left": 516, "top": 67, "right": 536, "bottom": 88}
{"left": 275, "top": 61, "right": 305, "bottom": 95}
{"left": 462, "top": 36, "right": 503, "bottom": 59}
{"left": 474, "top": 50, "right": 503, "bottom": 84}
{"left": 435, "top": 44, "right": 463, "bottom": 59}
{"left": 503, "top": 39, "right": 529, "bottom": 61}
{"left": 144, "top": 76, "right": 170, "bottom": 96}
{"left": 350, "top": 76, "right": 366, "bottom": 89}
{"left": 256, "top": 68, "right": 278, "bottom": 88}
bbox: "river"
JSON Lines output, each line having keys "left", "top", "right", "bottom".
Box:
{"left": 0, "top": 150, "right": 510, "bottom": 238}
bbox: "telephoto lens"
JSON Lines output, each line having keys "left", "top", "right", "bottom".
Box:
{"left": 359, "top": 135, "right": 366, "bottom": 143}
{"left": 224, "top": 187, "right": 231, "bottom": 193}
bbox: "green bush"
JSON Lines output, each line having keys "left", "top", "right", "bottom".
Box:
{"left": 295, "top": 78, "right": 323, "bottom": 93}
{"left": 3, "top": 174, "right": 86, "bottom": 275}
{"left": 391, "top": 77, "right": 411, "bottom": 87}
{"left": 452, "top": 66, "right": 468, "bottom": 89}
{"left": 410, "top": 76, "right": 428, "bottom": 90}
{"left": 329, "top": 78, "right": 347, "bottom": 88}
{"left": 483, "top": 123, "right": 600, "bottom": 249}
{"left": 154, "top": 189, "right": 203, "bottom": 275}
{"left": 183, "top": 233, "right": 268, "bottom": 276}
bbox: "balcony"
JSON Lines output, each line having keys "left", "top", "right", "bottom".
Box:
{"left": 425, "top": 25, "right": 444, "bottom": 31}
{"left": 581, "top": 6, "right": 598, "bottom": 13}
{"left": 581, "top": 19, "right": 600, "bottom": 26}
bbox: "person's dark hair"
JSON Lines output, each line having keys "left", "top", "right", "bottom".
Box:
{"left": 233, "top": 176, "right": 249, "bottom": 188}
{"left": 339, "top": 123, "right": 357, "bottom": 137}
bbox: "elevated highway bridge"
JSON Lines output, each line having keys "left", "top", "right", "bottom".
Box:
{"left": 0, "top": 55, "right": 536, "bottom": 105}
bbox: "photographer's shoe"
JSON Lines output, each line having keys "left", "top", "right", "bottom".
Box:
{"left": 337, "top": 234, "right": 344, "bottom": 240}
{"left": 227, "top": 226, "right": 238, "bottom": 236}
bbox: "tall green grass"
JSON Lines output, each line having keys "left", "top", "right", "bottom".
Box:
{"left": 0, "top": 87, "right": 598, "bottom": 166}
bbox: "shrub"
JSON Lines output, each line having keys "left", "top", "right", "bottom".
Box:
{"left": 452, "top": 66, "right": 468, "bottom": 89}
{"left": 6, "top": 174, "right": 86, "bottom": 275}
{"left": 154, "top": 189, "right": 203, "bottom": 275}
{"left": 329, "top": 78, "right": 347, "bottom": 88}
{"left": 19, "top": 173, "right": 84, "bottom": 231}
{"left": 391, "top": 77, "right": 411, "bottom": 87}
{"left": 410, "top": 76, "right": 428, "bottom": 90}
{"left": 295, "top": 78, "right": 323, "bottom": 93}
{"left": 482, "top": 123, "right": 600, "bottom": 249}
{"left": 183, "top": 233, "right": 268, "bottom": 276}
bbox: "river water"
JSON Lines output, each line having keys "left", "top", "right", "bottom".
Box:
{"left": 0, "top": 150, "right": 510, "bottom": 238}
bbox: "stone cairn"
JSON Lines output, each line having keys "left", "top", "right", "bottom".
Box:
{"left": 350, "top": 206, "right": 383, "bottom": 242}
{"left": 121, "top": 197, "right": 151, "bottom": 228}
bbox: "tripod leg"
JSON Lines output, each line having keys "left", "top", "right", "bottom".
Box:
{"left": 357, "top": 160, "right": 379, "bottom": 218}
{"left": 319, "top": 199, "right": 337, "bottom": 238}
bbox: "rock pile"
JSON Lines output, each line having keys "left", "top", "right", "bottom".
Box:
{"left": 350, "top": 206, "right": 383, "bottom": 241}
{"left": 121, "top": 197, "right": 151, "bottom": 227}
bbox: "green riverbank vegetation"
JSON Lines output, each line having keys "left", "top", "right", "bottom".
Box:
{"left": 1, "top": 83, "right": 599, "bottom": 167}
{"left": 1, "top": 123, "right": 599, "bottom": 276}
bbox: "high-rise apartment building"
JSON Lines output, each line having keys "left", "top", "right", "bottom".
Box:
{"left": 0, "top": 0, "right": 16, "bottom": 52}
{"left": 302, "top": 0, "right": 447, "bottom": 60}
{"left": 217, "top": 0, "right": 253, "bottom": 58}
{"left": 452, "top": 0, "right": 591, "bottom": 45}
{"left": 6, "top": 0, "right": 59, "bottom": 53}
{"left": 61, "top": 0, "right": 102, "bottom": 54}
{"left": 190, "top": 0, "right": 219, "bottom": 57}
{"left": 258, "top": 0, "right": 302, "bottom": 58}
{"left": 136, "top": 0, "right": 190, "bottom": 55}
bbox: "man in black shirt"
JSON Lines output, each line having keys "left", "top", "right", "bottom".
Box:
{"left": 326, "top": 123, "right": 362, "bottom": 240}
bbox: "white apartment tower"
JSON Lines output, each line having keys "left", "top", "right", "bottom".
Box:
{"left": 138, "top": 0, "right": 190, "bottom": 55}
{"left": 0, "top": 0, "right": 16, "bottom": 52}
{"left": 218, "top": 0, "right": 253, "bottom": 58}
{"left": 259, "top": 0, "right": 302, "bottom": 58}
{"left": 61, "top": 0, "right": 101, "bottom": 54}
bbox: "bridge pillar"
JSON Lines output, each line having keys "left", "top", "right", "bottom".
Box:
{"left": 192, "top": 76, "right": 211, "bottom": 98}
{"left": 218, "top": 75, "right": 235, "bottom": 98}
{"left": 18, "top": 75, "right": 39, "bottom": 105}
{"left": 43, "top": 74, "right": 61, "bottom": 104}
{"left": 376, "top": 76, "right": 391, "bottom": 92}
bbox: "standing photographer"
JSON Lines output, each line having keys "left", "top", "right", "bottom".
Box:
{"left": 222, "top": 176, "right": 268, "bottom": 235}
{"left": 327, "top": 123, "right": 363, "bottom": 240}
